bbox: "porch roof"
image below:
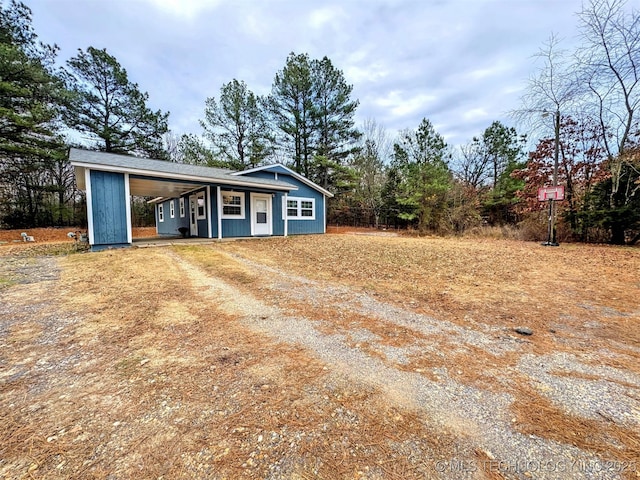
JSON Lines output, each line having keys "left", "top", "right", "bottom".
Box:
{"left": 69, "top": 148, "right": 297, "bottom": 197}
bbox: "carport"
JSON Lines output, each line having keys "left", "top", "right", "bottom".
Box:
{"left": 70, "top": 148, "right": 296, "bottom": 250}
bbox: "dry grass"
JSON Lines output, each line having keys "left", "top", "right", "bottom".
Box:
{"left": 0, "top": 227, "right": 158, "bottom": 244}
{"left": 215, "top": 235, "right": 640, "bottom": 330}
{"left": 2, "top": 233, "right": 639, "bottom": 479}
{"left": 211, "top": 234, "right": 640, "bottom": 474}
{"left": 1, "top": 247, "right": 464, "bottom": 479}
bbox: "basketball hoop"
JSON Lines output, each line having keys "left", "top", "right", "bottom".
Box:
{"left": 537, "top": 186, "right": 565, "bottom": 201}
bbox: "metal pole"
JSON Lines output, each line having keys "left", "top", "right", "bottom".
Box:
{"left": 543, "top": 109, "right": 560, "bottom": 247}
{"left": 551, "top": 108, "right": 560, "bottom": 246}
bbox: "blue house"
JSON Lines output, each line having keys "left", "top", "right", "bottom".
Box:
{"left": 69, "top": 149, "right": 333, "bottom": 250}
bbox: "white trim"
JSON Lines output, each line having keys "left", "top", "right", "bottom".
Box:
{"left": 169, "top": 199, "right": 175, "bottom": 218}
{"left": 283, "top": 193, "right": 288, "bottom": 237}
{"left": 323, "top": 195, "right": 327, "bottom": 233}
{"left": 232, "top": 163, "right": 333, "bottom": 197}
{"left": 220, "top": 190, "right": 246, "bottom": 219}
{"left": 179, "top": 197, "right": 185, "bottom": 217}
{"left": 250, "top": 192, "right": 272, "bottom": 236}
{"left": 196, "top": 191, "right": 206, "bottom": 220}
{"left": 124, "top": 173, "right": 132, "bottom": 244}
{"left": 69, "top": 161, "right": 295, "bottom": 192}
{"left": 189, "top": 195, "right": 198, "bottom": 236}
{"left": 206, "top": 186, "right": 212, "bottom": 238}
{"left": 158, "top": 204, "right": 164, "bottom": 222}
{"left": 286, "top": 196, "right": 316, "bottom": 220}
{"left": 216, "top": 186, "right": 222, "bottom": 239}
{"left": 85, "top": 168, "right": 94, "bottom": 245}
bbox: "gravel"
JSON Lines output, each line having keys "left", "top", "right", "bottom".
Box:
{"left": 171, "top": 249, "right": 637, "bottom": 480}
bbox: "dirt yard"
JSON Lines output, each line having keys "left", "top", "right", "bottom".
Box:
{"left": 0, "top": 233, "right": 638, "bottom": 479}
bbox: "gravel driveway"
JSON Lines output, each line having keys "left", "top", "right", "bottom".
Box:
{"left": 169, "top": 248, "right": 640, "bottom": 480}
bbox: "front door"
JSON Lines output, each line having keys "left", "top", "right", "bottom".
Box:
{"left": 251, "top": 194, "right": 271, "bottom": 236}
{"left": 189, "top": 195, "right": 198, "bottom": 236}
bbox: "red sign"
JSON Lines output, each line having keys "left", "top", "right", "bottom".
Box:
{"left": 537, "top": 186, "right": 565, "bottom": 201}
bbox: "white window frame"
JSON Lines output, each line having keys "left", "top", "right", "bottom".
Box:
{"left": 158, "top": 204, "right": 164, "bottom": 222}
{"left": 196, "top": 191, "right": 206, "bottom": 220}
{"left": 169, "top": 200, "right": 175, "bottom": 218}
{"left": 286, "top": 197, "right": 315, "bottom": 220}
{"left": 221, "top": 190, "right": 245, "bottom": 219}
{"left": 179, "top": 197, "right": 185, "bottom": 218}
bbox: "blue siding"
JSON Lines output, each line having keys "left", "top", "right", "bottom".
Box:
{"left": 156, "top": 198, "right": 188, "bottom": 236}
{"left": 272, "top": 192, "right": 285, "bottom": 236}
{"left": 209, "top": 190, "right": 218, "bottom": 238}
{"left": 221, "top": 190, "right": 251, "bottom": 237}
{"left": 244, "top": 170, "right": 280, "bottom": 181}
{"left": 241, "top": 169, "right": 327, "bottom": 235}
{"left": 90, "top": 170, "right": 128, "bottom": 245}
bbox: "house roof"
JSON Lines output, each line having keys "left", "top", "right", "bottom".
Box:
{"left": 232, "top": 163, "right": 334, "bottom": 197}
{"left": 69, "top": 148, "right": 297, "bottom": 197}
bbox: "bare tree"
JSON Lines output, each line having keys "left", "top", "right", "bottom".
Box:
{"left": 578, "top": 0, "right": 639, "bottom": 156}
{"left": 456, "top": 140, "right": 491, "bottom": 189}
{"left": 350, "top": 118, "right": 390, "bottom": 227}
{"left": 163, "top": 131, "right": 181, "bottom": 162}
{"left": 578, "top": 0, "right": 640, "bottom": 243}
{"left": 514, "top": 34, "right": 581, "bottom": 136}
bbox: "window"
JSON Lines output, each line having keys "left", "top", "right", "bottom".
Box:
{"left": 158, "top": 204, "right": 164, "bottom": 222}
{"left": 286, "top": 197, "right": 315, "bottom": 220}
{"left": 221, "top": 191, "right": 245, "bottom": 219}
{"left": 179, "top": 197, "right": 185, "bottom": 218}
{"left": 169, "top": 200, "right": 175, "bottom": 218}
{"left": 196, "top": 191, "right": 206, "bottom": 219}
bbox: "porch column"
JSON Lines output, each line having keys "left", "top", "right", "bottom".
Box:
{"left": 84, "top": 168, "right": 94, "bottom": 245}
{"left": 124, "top": 173, "right": 132, "bottom": 244}
{"left": 217, "top": 186, "right": 222, "bottom": 239}
{"left": 283, "top": 192, "right": 288, "bottom": 237}
{"left": 206, "top": 186, "right": 212, "bottom": 238}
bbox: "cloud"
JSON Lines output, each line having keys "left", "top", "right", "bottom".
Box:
{"left": 141, "top": 0, "right": 222, "bottom": 19}
{"left": 308, "top": 5, "right": 346, "bottom": 30}
{"left": 27, "top": 0, "right": 586, "bottom": 148}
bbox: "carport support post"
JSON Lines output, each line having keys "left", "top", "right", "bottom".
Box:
{"left": 216, "top": 186, "right": 222, "bottom": 240}
{"left": 84, "top": 168, "right": 94, "bottom": 245}
{"left": 206, "top": 186, "right": 212, "bottom": 238}
{"left": 283, "top": 193, "right": 288, "bottom": 237}
{"left": 124, "top": 173, "right": 132, "bottom": 244}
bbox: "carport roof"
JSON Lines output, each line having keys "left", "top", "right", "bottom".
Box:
{"left": 69, "top": 148, "right": 297, "bottom": 197}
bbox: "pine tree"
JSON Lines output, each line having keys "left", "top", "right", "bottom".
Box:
{"left": 201, "top": 79, "right": 272, "bottom": 169}
{"left": 64, "top": 46, "right": 169, "bottom": 158}
{"left": 0, "top": 0, "right": 68, "bottom": 227}
{"left": 393, "top": 119, "right": 452, "bottom": 232}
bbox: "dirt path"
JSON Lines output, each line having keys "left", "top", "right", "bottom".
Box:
{"left": 169, "top": 247, "right": 637, "bottom": 480}
{"left": 2, "top": 244, "right": 638, "bottom": 479}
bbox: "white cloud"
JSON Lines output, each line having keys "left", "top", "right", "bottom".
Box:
{"left": 462, "top": 108, "right": 489, "bottom": 121}
{"left": 27, "top": 0, "right": 587, "bottom": 144}
{"left": 308, "top": 6, "right": 345, "bottom": 30}
{"left": 142, "top": 0, "right": 222, "bottom": 19}
{"left": 375, "top": 91, "right": 437, "bottom": 118}
{"left": 344, "top": 62, "right": 389, "bottom": 84}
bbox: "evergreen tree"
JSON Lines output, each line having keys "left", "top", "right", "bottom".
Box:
{"left": 310, "top": 56, "right": 360, "bottom": 189}
{"left": 480, "top": 121, "right": 527, "bottom": 224}
{"left": 267, "top": 52, "right": 360, "bottom": 188}
{"left": 0, "top": 0, "right": 68, "bottom": 227}
{"left": 201, "top": 79, "right": 272, "bottom": 170}
{"left": 267, "top": 52, "right": 314, "bottom": 175}
{"left": 64, "top": 46, "right": 169, "bottom": 158}
{"left": 392, "top": 119, "right": 453, "bottom": 232}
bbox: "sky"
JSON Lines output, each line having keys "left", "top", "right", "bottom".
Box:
{"left": 26, "top": 0, "right": 587, "bottom": 148}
